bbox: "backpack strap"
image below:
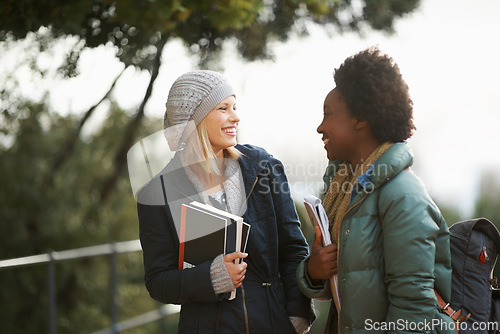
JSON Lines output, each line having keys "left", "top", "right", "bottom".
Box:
{"left": 434, "top": 289, "right": 470, "bottom": 323}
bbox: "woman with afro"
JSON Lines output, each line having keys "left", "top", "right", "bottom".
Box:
{"left": 297, "top": 47, "right": 455, "bottom": 334}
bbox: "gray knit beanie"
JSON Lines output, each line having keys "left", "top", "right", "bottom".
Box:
{"left": 163, "top": 71, "right": 235, "bottom": 146}
{"left": 163, "top": 70, "right": 235, "bottom": 150}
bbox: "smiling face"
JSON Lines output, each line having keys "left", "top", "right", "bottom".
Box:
{"left": 317, "top": 88, "right": 360, "bottom": 161}
{"left": 205, "top": 95, "right": 240, "bottom": 157}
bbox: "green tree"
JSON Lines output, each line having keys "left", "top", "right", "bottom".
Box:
{"left": 474, "top": 198, "right": 500, "bottom": 229}
{"left": 1, "top": 0, "right": 421, "bottom": 209}
{"left": 0, "top": 0, "right": 422, "bottom": 332}
{"left": 435, "top": 202, "right": 463, "bottom": 227}
{"left": 0, "top": 100, "right": 161, "bottom": 333}
{"left": 1, "top": 0, "right": 420, "bottom": 67}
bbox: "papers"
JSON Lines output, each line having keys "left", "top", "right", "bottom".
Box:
{"left": 304, "top": 194, "right": 331, "bottom": 246}
{"left": 303, "top": 194, "right": 341, "bottom": 313}
{"left": 189, "top": 201, "right": 250, "bottom": 259}
{"left": 179, "top": 201, "right": 250, "bottom": 300}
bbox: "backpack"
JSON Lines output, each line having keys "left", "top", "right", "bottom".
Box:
{"left": 447, "top": 218, "right": 500, "bottom": 334}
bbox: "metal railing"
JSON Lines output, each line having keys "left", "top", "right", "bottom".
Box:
{"left": 0, "top": 240, "right": 180, "bottom": 334}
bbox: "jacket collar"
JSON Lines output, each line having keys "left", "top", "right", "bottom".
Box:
{"left": 164, "top": 150, "right": 248, "bottom": 215}
{"left": 236, "top": 144, "right": 269, "bottom": 180}
{"left": 365, "top": 141, "right": 414, "bottom": 190}
{"left": 235, "top": 144, "right": 276, "bottom": 215}
{"left": 161, "top": 144, "right": 277, "bottom": 214}
{"left": 161, "top": 153, "right": 204, "bottom": 203}
{"left": 323, "top": 142, "right": 414, "bottom": 195}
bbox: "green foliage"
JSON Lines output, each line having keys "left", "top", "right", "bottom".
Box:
{"left": 362, "top": 0, "right": 420, "bottom": 32}
{"left": 1, "top": 0, "right": 421, "bottom": 71}
{"left": 435, "top": 202, "right": 463, "bottom": 227}
{"left": 0, "top": 1, "right": 423, "bottom": 331}
{"left": 474, "top": 196, "right": 500, "bottom": 228}
{"left": 0, "top": 100, "right": 161, "bottom": 333}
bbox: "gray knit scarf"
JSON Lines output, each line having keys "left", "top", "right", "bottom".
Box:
{"left": 183, "top": 156, "right": 245, "bottom": 216}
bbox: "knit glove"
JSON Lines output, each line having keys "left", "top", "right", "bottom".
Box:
{"left": 210, "top": 254, "right": 235, "bottom": 294}
{"left": 290, "top": 316, "right": 311, "bottom": 334}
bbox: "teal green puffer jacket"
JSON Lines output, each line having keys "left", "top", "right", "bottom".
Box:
{"left": 297, "top": 143, "right": 454, "bottom": 334}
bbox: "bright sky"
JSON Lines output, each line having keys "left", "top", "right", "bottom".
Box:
{"left": 10, "top": 0, "right": 500, "bottom": 217}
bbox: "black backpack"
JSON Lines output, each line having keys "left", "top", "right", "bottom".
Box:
{"left": 448, "top": 218, "right": 500, "bottom": 333}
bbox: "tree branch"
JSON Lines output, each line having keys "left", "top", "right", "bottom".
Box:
{"left": 98, "top": 36, "right": 168, "bottom": 205}
{"left": 51, "top": 66, "right": 127, "bottom": 173}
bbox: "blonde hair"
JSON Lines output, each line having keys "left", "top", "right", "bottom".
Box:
{"left": 183, "top": 117, "right": 241, "bottom": 174}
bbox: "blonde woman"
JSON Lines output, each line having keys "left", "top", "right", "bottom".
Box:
{"left": 137, "top": 70, "right": 314, "bottom": 333}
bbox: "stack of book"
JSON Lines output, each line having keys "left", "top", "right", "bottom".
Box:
{"left": 304, "top": 194, "right": 340, "bottom": 313}
{"left": 178, "top": 201, "right": 250, "bottom": 299}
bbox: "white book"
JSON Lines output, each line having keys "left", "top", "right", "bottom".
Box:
{"left": 303, "top": 195, "right": 341, "bottom": 313}
{"left": 189, "top": 201, "right": 250, "bottom": 300}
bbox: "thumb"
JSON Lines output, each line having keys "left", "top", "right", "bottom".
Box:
{"left": 224, "top": 252, "right": 248, "bottom": 262}
{"left": 313, "top": 226, "right": 323, "bottom": 247}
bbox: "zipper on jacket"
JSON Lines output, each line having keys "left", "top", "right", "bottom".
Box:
{"left": 241, "top": 284, "right": 250, "bottom": 334}
{"left": 343, "top": 192, "right": 368, "bottom": 221}
{"left": 480, "top": 233, "right": 489, "bottom": 263}
{"left": 336, "top": 192, "right": 368, "bottom": 322}
{"left": 196, "top": 304, "right": 200, "bottom": 333}
{"left": 239, "top": 177, "right": 257, "bottom": 334}
{"left": 239, "top": 176, "right": 258, "bottom": 216}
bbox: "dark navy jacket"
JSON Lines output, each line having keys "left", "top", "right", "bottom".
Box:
{"left": 137, "top": 144, "right": 315, "bottom": 333}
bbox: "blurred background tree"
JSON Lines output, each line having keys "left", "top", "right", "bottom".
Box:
{"left": 0, "top": 0, "right": 423, "bottom": 332}
{"left": 1, "top": 0, "right": 421, "bottom": 211}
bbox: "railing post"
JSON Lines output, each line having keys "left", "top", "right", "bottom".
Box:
{"left": 158, "top": 303, "right": 167, "bottom": 334}
{"left": 0, "top": 240, "right": 156, "bottom": 334}
{"left": 110, "top": 243, "right": 118, "bottom": 333}
{"left": 48, "top": 251, "right": 57, "bottom": 334}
